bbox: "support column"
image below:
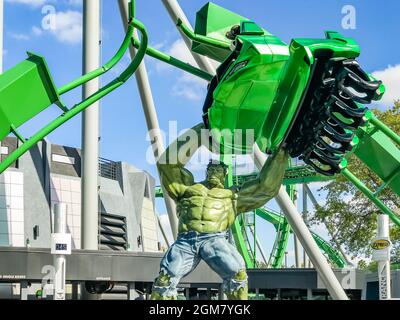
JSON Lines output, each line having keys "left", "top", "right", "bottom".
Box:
{"left": 253, "top": 146, "right": 348, "bottom": 300}
{"left": 161, "top": 0, "right": 216, "bottom": 75}
{"left": 249, "top": 226, "right": 268, "bottom": 264}
{"left": 118, "top": 0, "right": 178, "bottom": 239}
{"left": 302, "top": 184, "right": 310, "bottom": 267}
{"left": 53, "top": 203, "right": 68, "bottom": 300}
{"left": 293, "top": 197, "right": 302, "bottom": 268}
{"left": 375, "top": 214, "right": 392, "bottom": 300}
{"left": 81, "top": 0, "right": 100, "bottom": 250}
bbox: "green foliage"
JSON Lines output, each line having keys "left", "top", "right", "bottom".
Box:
{"left": 310, "top": 102, "right": 400, "bottom": 260}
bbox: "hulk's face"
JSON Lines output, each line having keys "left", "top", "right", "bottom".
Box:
{"left": 206, "top": 165, "right": 227, "bottom": 188}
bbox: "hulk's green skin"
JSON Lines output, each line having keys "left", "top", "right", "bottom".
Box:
{"left": 152, "top": 123, "right": 289, "bottom": 300}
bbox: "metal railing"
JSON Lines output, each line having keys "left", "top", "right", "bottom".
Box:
{"left": 98, "top": 157, "right": 119, "bottom": 181}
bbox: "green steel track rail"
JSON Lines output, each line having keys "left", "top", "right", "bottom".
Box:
{"left": 255, "top": 208, "right": 347, "bottom": 268}
{"left": 342, "top": 113, "right": 400, "bottom": 227}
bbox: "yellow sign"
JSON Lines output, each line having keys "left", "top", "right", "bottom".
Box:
{"left": 371, "top": 239, "right": 390, "bottom": 250}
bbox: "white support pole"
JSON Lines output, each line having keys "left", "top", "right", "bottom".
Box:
{"left": 157, "top": 214, "right": 171, "bottom": 248}
{"left": 294, "top": 234, "right": 302, "bottom": 268}
{"left": 118, "top": 0, "right": 178, "bottom": 239}
{"left": 52, "top": 203, "right": 69, "bottom": 300}
{"left": 161, "top": 0, "right": 216, "bottom": 75}
{"left": 293, "top": 198, "right": 302, "bottom": 268}
{"left": 249, "top": 226, "right": 268, "bottom": 265}
{"left": 81, "top": 0, "right": 100, "bottom": 250}
{"left": 254, "top": 146, "right": 348, "bottom": 300}
{"left": 375, "top": 214, "right": 392, "bottom": 300}
{"left": 302, "top": 184, "right": 310, "bottom": 267}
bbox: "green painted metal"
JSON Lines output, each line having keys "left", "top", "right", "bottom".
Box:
{"left": 255, "top": 208, "right": 347, "bottom": 268}
{"left": 223, "top": 153, "right": 254, "bottom": 268}
{"left": 268, "top": 182, "right": 294, "bottom": 268}
{"left": 336, "top": 111, "right": 400, "bottom": 227}
{"left": 370, "top": 113, "right": 400, "bottom": 146}
{"left": 189, "top": 19, "right": 362, "bottom": 155}
{"left": 311, "top": 232, "right": 347, "bottom": 268}
{"left": 0, "top": 2, "right": 147, "bottom": 175}
{"left": 192, "top": 2, "right": 248, "bottom": 62}
{"left": 231, "top": 215, "right": 254, "bottom": 268}
{"left": 177, "top": 18, "right": 231, "bottom": 51}
{"left": 342, "top": 168, "right": 400, "bottom": 226}
{"left": 155, "top": 186, "right": 163, "bottom": 198}
{"left": 354, "top": 118, "right": 400, "bottom": 197}
{"left": 0, "top": 52, "right": 63, "bottom": 141}
{"left": 234, "top": 165, "right": 334, "bottom": 187}
{"left": 130, "top": 37, "right": 213, "bottom": 81}
{"left": 270, "top": 216, "right": 290, "bottom": 268}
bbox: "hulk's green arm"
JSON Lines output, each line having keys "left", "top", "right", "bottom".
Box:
{"left": 157, "top": 123, "right": 205, "bottom": 201}
{"left": 236, "top": 149, "right": 289, "bottom": 213}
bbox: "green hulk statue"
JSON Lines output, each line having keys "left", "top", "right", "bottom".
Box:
{"left": 151, "top": 123, "right": 289, "bottom": 300}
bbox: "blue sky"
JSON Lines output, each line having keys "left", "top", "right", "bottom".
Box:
{"left": 3, "top": 0, "right": 400, "bottom": 265}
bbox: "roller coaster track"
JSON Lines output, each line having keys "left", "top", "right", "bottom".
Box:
{"left": 255, "top": 207, "right": 347, "bottom": 268}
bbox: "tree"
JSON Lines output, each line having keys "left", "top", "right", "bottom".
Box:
{"left": 310, "top": 101, "right": 400, "bottom": 263}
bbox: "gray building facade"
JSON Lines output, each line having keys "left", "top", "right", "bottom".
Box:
{"left": 0, "top": 137, "right": 161, "bottom": 253}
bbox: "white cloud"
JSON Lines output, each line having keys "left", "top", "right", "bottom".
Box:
{"left": 172, "top": 71, "right": 207, "bottom": 101}
{"left": 372, "top": 64, "right": 400, "bottom": 106}
{"left": 168, "top": 39, "right": 198, "bottom": 67}
{"left": 8, "top": 32, "right": 30, "bottom": 41}
{"left": 5, "top": 0, "right": 46, "bottom": 7}
{"left": 50, "top": 10, "right": 82, "bottom": 44}
{"left": 33, "top": 10, "right": 82, "bottom": 44}
{"left": 31, "top": 26, "right": 43, "bottom": 36}
{"left": 154, "top": 39, "right": 198, "bottom": 73}
{"left": 151, "top": 39, "right": 208, "bottom": 101}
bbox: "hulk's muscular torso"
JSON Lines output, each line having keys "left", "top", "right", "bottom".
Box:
{"left": 178, "top": 183, "right": 236, "bottom": 233}
{"left": 157, "top": 123, "right": 289, "bottom": 234}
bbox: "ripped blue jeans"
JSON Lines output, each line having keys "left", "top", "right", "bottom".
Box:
{"left": 152, "top": 231, "right": 247, "bottom": 298}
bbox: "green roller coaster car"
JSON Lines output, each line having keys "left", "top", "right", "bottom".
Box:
{"left": 181, "top": 2, "right": 385, "bottom": 176}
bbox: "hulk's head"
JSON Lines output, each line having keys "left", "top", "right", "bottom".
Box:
{"left": 206, "top": 160, "right": 228, "bottom": 188}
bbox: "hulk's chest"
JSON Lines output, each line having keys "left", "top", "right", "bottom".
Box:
{"left": 179, "top": 184, "right": 235, "bottom": 208}
{"left": 183, "top": 184, "right": 233, "bottom": 199}
{"left": 177, "top": 184, "right": 236, "bottom": 216}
